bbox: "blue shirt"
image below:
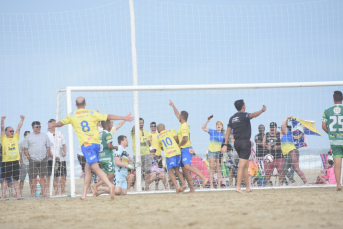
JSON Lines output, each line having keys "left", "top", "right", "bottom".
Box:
{"left": 208, "top": 129, "right": 225, "bottom": 152}
{"left": 114, "top": 145, "right": 129, "bottom": 176}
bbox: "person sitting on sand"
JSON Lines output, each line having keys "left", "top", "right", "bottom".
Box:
{"left": 317, "top": 160, "right": 336, "bottom": 185}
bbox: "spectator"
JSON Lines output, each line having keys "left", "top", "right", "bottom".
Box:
{"left": 202, "top": 115, "right": 225, "bottom": 188}
{"left": 317, "top": 160, "right": 336, "bottom": 185}
{"left": 0, "top": 141, "right": 15, "bottom": 198}
{"left": 149, "top": 147, "right": 168, "bottom": 190}
{"left": 19, "top": 131, "right": 31, "bottom": 197}
{"left": 24, "top": 121, "right": 51, "bottom": 198}
{"left": 1, "top": 115, "right": 25, "bottom": 199}
{"left": 47, "top": 119, "right": 67, "bottom": 195}
{"left": 254, "top": 124, "right": 266, "bottom": 158}
{"left": 130, "top": 118, "right": 152, "bottom": 191}
{"left": 280, "top": 117, "right": 307, "bottom": 185}
{"left": 149, "top": 122, "right": 163, "bottom": 168}
{"left": 126, "top": 156, "right": 136, "bottom": 191}
{"left": 262, "top": 122, "right": 284, "bottom": 186}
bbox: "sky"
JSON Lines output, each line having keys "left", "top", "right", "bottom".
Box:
{"left": 0, "top": 0, "right": 342, "bottom": 160}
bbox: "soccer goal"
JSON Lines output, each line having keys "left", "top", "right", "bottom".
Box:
{"left": 51, "top": 81, "right": 343, "bottom": 197}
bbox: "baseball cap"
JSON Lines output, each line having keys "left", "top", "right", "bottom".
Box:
{"left": 149, "top": 146, "right": 156, "bottom": 151}
{"left": 270, "top": 122, "right": 277, "bottom": 128}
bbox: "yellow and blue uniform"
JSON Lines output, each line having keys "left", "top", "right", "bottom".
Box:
{"left": 158, "top": 129, "right": 181, "bottom": 170}
{"left": 281, "top": 130, "right": 296, "bottom": 156}
{"left": 61, "top": 109, "right": 107, "bottom": 165}
{"left": 178, "top": 122, "right": 193, "bottom": 166}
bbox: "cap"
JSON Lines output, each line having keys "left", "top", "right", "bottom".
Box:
{"left": 270, "top": 122, "right": 277, "bottom": 128}
{"left": 149, "top": 146, "right": 156, "bottom": 151}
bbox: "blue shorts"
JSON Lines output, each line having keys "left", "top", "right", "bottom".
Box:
{"left": 181, "top": 147, "right": 193, "bottom": 167}
{"left": 208, "top": 151, "right": 220, "bottom": 159}
{"left": 81, "top": 144, "right": 100, "bottom": 166}
{"left": 115, "top": 172, "right": 127, "bottom": 189}
{"left": 166, "top": 155, "right": 181, "bottom": 170}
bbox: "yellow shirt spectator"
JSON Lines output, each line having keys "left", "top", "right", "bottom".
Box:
{"left": 130, "top": 129, "right": 150, "bottom": 156}
{"left": 61, "top": 109, "right": 107, "bottom": 146}
{"left": 177, "top": 122, "right": 191, "bottom": 149}
{"left": 1, "top": 133, "right": 20, "bottom": 162}
{"left": 158, "top": 129, "right": 180, "bottom": 158}
{"left": 149, "top": 132, "right": 161, "bottom": 156}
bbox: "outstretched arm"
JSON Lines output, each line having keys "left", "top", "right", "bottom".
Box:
{"left": 169, "top": 100, "right": 180, "bottom": 120}
{"left": 48, "top": 121, "right": 64, "bottom": 129}
{"left": 249, "top": 105, "right": 267, "bottom": 119}
{"left": 16, "top": 115, "right": 25, "bottom": 136}
{"left": 202, "top": 116, "right": 212, "bottom": 133}
{"left": 107, "top": 112, "right": 134, "bottom": 122}
{"left": 1, "top": 116, "right": 5, "bottom": 137}
{"left": 115, "top": 120, "right": 126, "bottom": 130}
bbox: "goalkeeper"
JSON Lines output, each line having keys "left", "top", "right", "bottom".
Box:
{"left": 48, "top": 97, "right": 133, "bottom": 200}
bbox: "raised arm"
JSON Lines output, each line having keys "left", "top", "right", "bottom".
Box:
{"left": 281, "top": 116, "right": 292, "bottom": 136}
{"left": 249, "top": 105, "right": 267, "bottom": 119}
{"left": 202, "top": 116, "right": 212, "bottom": 133}
{"left": 16, "top": 115, "right": 25, "bottom": 136}
{"left": 107, "top": 112, "right": 134, "bottom": 122}
{"left": 48, "top": 121, "right": 64, "bottom": 129}
{"left": 169, "top": 100, "right": 180, "bottom": 120}
{"left": 115, "top": 120, "right": 126, "bottom": 130}
{"left": 1, "top": 116, "right": 5, "bottom": 137}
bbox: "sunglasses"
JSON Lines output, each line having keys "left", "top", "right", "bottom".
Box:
{"left": 8, "top": 130, "right": 14, "bottom": 133}
{"left": 34, "top": 126, "right": 41, "bottom": 128}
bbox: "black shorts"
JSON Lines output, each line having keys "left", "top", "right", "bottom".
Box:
{"left": 1, "top": 161, "right": 20, "bottom": 181}
{"left": 54, "top": 161, "right": 67, "bottom": 177}
{"left": 77, "top": 154, "right": 86, "bottom": 172}
{"left": 234, "top": 140, "right": 251, "bottom": 160}
{"left": 48, "top": 160, "right": 53, "bottom": 176}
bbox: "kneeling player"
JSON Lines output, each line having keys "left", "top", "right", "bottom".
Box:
{"left": 157, "top": 124, "right": 186, "bottom": 194}
{"left": 92, "top": 120, "right": 118, "bottom": 196}
{"left": 114, "top": 135, "right": 134, "bottom": 195}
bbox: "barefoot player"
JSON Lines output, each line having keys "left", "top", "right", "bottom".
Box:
{"left": 92, "top": 120, "right": 118, "bottom": 196}
{"left": 222, "top": 100, "right": 266, "bottom": 193}
{"left": 48, "top": 97, "right": 133, "bottom": 200}
{"left": 169, "top": 100, "right": 208, "bottom": 193}
{"left": 322, "top": 91, "right": 343, "bottom": 191}
{"left": 157, "top": 123, "right": 186, "bottom": 193}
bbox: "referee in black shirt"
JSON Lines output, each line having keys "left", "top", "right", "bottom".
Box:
{"left": 221, "top": 99, "right": 266, "bottom": 193}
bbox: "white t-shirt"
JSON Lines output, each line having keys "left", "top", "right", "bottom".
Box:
{"left": 47, "top": 131, "right": 66, "bottom": 162}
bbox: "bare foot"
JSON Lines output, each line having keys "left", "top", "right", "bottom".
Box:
{"left": 55, "top": 191, "right": 60, "bottom": 196}
{"left": 30, "top": 194, "right": 36, "bottom": 198}
{"left": 179, "top": 185, "right": 187, "bottom": 192}
{"left": 235, "top": 189, "right": 242, "bottom": 194}
{"left": 290, "top": 182, "right": 297, "bottom": 186}
{"left": 176, "top": 187, "right": 180, "bottom": 194}
{"left": 202, "top": 178, "right": 209, "bottom": 188}
{"left": 1, "top": 196, "right": 7, "bottom": 200}
{"left": 246, "top": 189, "right": 252, "bottom": 193}
{"left": 79, "top": 196, "right": 86, "bottom": 200}
{"left": 337, "top": 186, "right": 342, "bottom": 191}
{"left": 185, "top": 190, "right": 196, "bottom": 194}
{"left": 91, "top": 184, "right": 99, "bottom": 197}
{"left": 110, "top": 185, "right": 115, "bottom": 200}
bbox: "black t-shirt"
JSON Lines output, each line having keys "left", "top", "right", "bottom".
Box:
{"left": 254, "top": 133, "right": 266, "bottom": 157}
{"left": 265, "top": 132, "right": 283, "bottom": 159}
{"left": 228, "top": 112, "right": 251, "bottom": 141}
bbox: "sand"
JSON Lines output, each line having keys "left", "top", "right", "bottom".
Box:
{"left": 1, "top": 187, "right": 342, "bottom": 229}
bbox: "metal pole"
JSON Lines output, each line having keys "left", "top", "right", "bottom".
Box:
{"left": 129, "top": 0, "right": 142, "bottom": 192}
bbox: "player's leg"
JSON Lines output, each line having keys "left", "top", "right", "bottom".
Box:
{"left": 91, "top": 164, "right": 115, "bottom": 199}
{"left": 182, "top": 147, "right": 208, "bottom": 188}
{"left": 81, "top": 163, "right": 92, "bottom": 200}
{"left": 127, "top": 173, "right": 135, "bottom": 191}
{"left": 181, "top": 167, "right": 195, "bottom": 193}
{"left": 333, "top": 157, "right": 342, "bottom": 191}
{"left": 208, "top": 152, "right": 215, "bottom": 188}
{"left": 168, "top": 168, "right": 180, "bottom": 193}
{"left": 215, "top": 156, "right": 222, "bottom": 188}
{"left": 174, "top": 169, "right": 186, "bottom": 192}
{"left": 115, "top": 173, "right": 124, "bottom": 195}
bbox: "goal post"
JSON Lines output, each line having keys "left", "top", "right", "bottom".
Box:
{"left": 54, "top": 81, "right": 343, "bottom": 197}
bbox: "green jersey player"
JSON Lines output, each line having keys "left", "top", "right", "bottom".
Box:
{"left": 92, "top": 120, "right": 118, "bottom": 196}
{"left": 322, "top": 91, "right": 343, "bottom": 191}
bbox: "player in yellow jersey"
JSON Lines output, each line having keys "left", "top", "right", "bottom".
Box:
{"left": 48, "top": 97, "right": 133, "bottom": 200}
{"left": 169, "top": 100, "right": 208, "bottom": 193}
{"left": 157, "top": 123, "right": 186, "bottom": 194}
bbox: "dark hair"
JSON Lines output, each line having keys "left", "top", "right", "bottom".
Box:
{"left": 31, "top": 121, "right": 40, "bottom": 127}
{"left": 5, "top": 126, "right": 12, "bottom": 131}
{"left": 101, "top": 120, "right": 111, "bottom": 129}
{"left": 286, "top": 125, "right": 292, "bottom": 132}
{"left": 234, "top": 100, "right": 245, "bottom": 111}
{"left": 76, "top": 98, "right": 86, "bottom": 106}
{"left": 139, "top": 118, "right": 144, "bottom": 123}
{"left": 24, "top": 131, "right": 30, "bottom": 136}
{"left": 48, "top": 118, "right": 56, "bottom": 123}
{"left": 328, "top": 160, "right": 334, "bottom": 167}
{"left": 258, "top": 124, "right": 265, "bottom": 128}
{"left": 150, "top": 122, "right": 156, "bottom": 126}
{"left": 180, "top": 111, "right": 188, "bottom": 121}
{"left": 118, "top": 135, "right": 127, "bottom": 145}
{"left": 333, "top": 91, "right": 343, "bottom": 102}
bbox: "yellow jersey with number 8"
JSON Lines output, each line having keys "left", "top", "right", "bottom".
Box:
{"left": 61, "top": 109, "right": 107, "bottom": 146}
{"left": 178, "top": 122, "right": 192, "bottom": 149}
